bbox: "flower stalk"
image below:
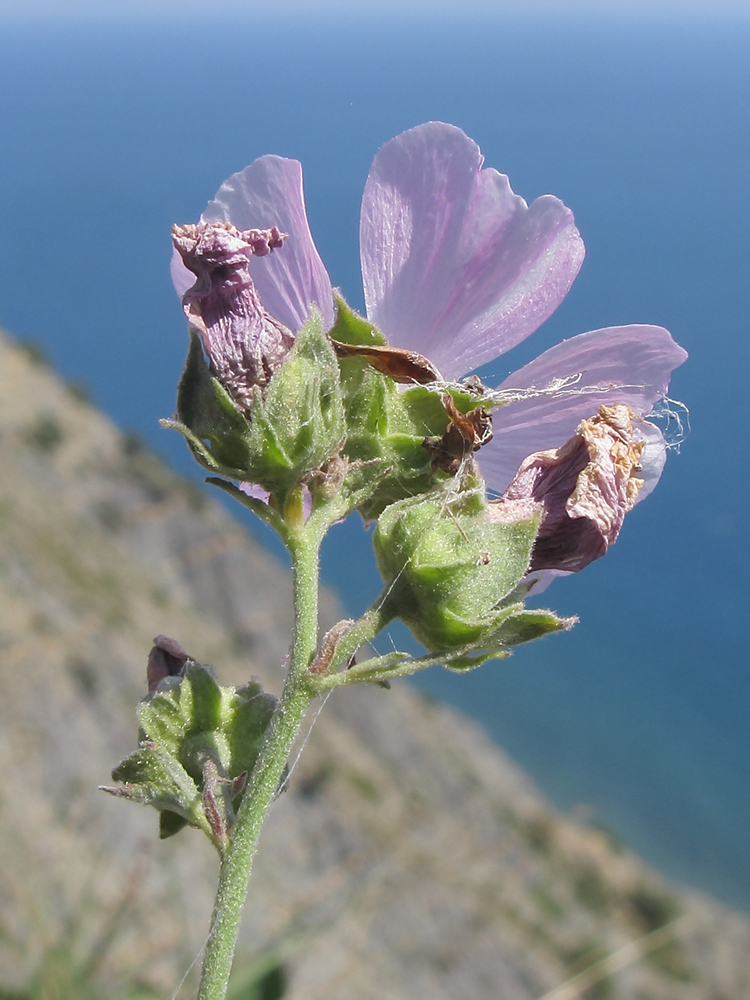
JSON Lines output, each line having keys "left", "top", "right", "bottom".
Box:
{"left": 196, "top": 517, "right": 324, "bottom": 1000}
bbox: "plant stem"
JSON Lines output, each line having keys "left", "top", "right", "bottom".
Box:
{"left": 325, "top": 601, "right": 395, "bottom": 674}
{"left": 196, "top": 522, "right": 323, "bottom": 1000}
{"left": 312, "top": 646, "right": 501, "bottom": 691}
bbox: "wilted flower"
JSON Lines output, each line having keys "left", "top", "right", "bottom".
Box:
{"left": 146, "top": 634, "right": 192, "bottom": 693}
{"left": 489, "top": 403, "right": 647, "bottom": 573}
{"left": 172, "top": 122, "right": 686, "bottom": 504}
{"left": 172, "top": 221, "right": 293, "bottom": 412}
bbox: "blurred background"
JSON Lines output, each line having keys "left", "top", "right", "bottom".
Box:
{"left": 0, "top": 0, "right": 747, "bottom": 922}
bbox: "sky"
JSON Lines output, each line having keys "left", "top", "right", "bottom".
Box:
{"left": 0, "top": 0, "right": 749, "bottom": 19}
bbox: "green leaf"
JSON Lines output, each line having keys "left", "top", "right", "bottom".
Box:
{"left": 109, "top": 742, "right": 204, "bottom": 829}
{"left": 137, "top": 664, "right": 221, "bottom": 761}
{"left": 328, "top": 293, "right": 386, "bottom": 346}
{"left": 331, "top": 328, "right": 453, "bottom": 518}
{"left": 443, "top": 649, "right": 509, "bottom": 672}
{"left": 159, "top": 810, "right": 190, "bottom": 839}
{"left": 487, "top": 608, "right": 576, "bottom": 647}
{"left": 226, "top": 684, "right": 277, "bottom": 782}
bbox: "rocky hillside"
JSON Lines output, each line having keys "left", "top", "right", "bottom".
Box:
{"left": 0, "top": 328, "right": 748, "bottom": 1000}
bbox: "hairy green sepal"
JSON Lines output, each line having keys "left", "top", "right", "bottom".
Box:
{"left": 167, "top": 312, "right": 345, "bottom": 501}
{"left": 373, "top": 485, "right": 570, "bottom": 656}
{"left": 106, "top": 663, "right": 277, "bottom": 852}
{"left": 330, "top": 297, "right": 457, "bottom": 518}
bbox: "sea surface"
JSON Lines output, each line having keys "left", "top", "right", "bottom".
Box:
{"left": 0, "top": 8, "right": 748, "bottom": 909}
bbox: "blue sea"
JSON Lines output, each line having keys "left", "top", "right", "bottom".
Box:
{"left": 1, "top": 7, "right": 748, "bottom": 910}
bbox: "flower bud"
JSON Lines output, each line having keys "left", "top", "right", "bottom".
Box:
{"left": 169, "top": 267, "right": 346, "bottom": 497}
{"left": 146, "top": 634, "right": 192, "bottom": 693}
{"left": 103, "top": 656, "right": 277, "bottom": 851}
{"left": 490, "top": 403, "right": 646, "bottom": 573}
{"left": 172, "top": 221, "right": 293, "bottom": 413}
{"left": 373, "top": 486, "right": 540, "bottom": 652}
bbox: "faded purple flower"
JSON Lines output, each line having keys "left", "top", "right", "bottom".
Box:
{"left": 172, "top": 221, "right": 293, "bottom": 412}
{"left": 172, "top": 122, "right": 686, "bottom": 502}
{"left": 147, "top": 634, "right": 192, "bottom": 693}
{"left": 488, "top": 404, "right": 647, "bottom": 573}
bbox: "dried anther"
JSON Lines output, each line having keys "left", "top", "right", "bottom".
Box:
{"left": 199, "top": 754, "right": 236, "bottom": 848}
{"left": 489, "top": 403, "right": 645, "bottom": 573}
{"left": 147, "top": 635, "right": 192, "bottom": 693}
{"left": 331, "top": 339, "right": 442, "bottom": 384}
{"left": 172, "top": 221, "right": 294, "bottom": 412}
{"left": 424, "top": 394, "right": 493, "bottom": 475}
{"left": 309, "top": 619, "right": 356, "bottom": 675}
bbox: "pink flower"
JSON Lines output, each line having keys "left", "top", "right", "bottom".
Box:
{"left": 172, "top": 122, "right": 686, "bottom": 504}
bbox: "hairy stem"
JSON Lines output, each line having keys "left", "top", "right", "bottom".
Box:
{"left": 312, "top": 646, "right": 500, "bottom": 691}
{"left": 325, "top": 601, "right": 395, "bottom": 675}
{"left": 196, "top": 522, "right": 323, "bottom": 1000}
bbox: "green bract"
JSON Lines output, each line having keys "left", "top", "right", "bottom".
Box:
{"left": 167, "top": 311, "right": 346, "bottom": 503}
{"left": 106, "top": 662, "right": 277, "bottom": 852}
{"left": 331, "top": 297, "right": 462, "bottom": 519}
{"left": 373, "top": 485, "right": 569, "bottom": 657}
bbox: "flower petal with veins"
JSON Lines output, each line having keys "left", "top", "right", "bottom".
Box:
{"left": 360, "top": 122, "right": 585, "bottom": 379}
{"left": 171, "top": 122, "right": 687, "bottom": 565}
{"left": 202, "top": 156, "right": 335, "bottom": 333}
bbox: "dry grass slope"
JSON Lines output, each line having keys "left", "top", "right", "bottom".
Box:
{"left": 0, "top": 330, "right": 748, "bottom": 1000}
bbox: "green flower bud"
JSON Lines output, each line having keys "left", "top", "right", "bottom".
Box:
{"left": 373, "top": 485, "right": 541, "bottom": 652}
{"left": 330, "top": 295, "right": 498, "bottom": 519}
{"left": 166, "top": 310, "right": 346, "bottom": 501}
{"left": 102, "top": 645, "right": 277, "bottom": 853}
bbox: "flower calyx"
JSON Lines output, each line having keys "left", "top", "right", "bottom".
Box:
{"left": 328, "top": 294, "right": 500, "bottom": 518}
{"left": 167, "top": 306, "right": 347, "bottom": 503}
{"left": 102, "top": 638, "right": 278, "bottom": 855}
{"left": 373, "top": 483, "right": 573, "bottom": 662}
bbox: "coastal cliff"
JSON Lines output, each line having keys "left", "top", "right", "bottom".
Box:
{"left": 0, "top": 329, "right": 747, "bottom": 1000}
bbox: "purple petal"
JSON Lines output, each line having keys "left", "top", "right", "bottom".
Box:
{"left": 239, "top": 481, "right": 314, "bottom": 519}
{"left": 632, "top": 418, "right": 667, "bottom": 502}
{"left": 479, "top": 324, "right": 687, "bottom": 493}
{"left": 492, "top": 403, "right": 649, "bottom": 573}
{"left": 147, "top": 635, "right": 192, "bottom": 693}
{"left": 523, "top": 569, "right": 572, "bottom": 596}
{"left": 360, "top": 122, "right": 585, "bottom": 380}
{"left": 520, "top": 421, "right": 666, "bottom": 596}
{"left": 171, "top": 246, "right": 194, "bottom": 298}
{"left": 238, "top": 481, "right": 270, "bottom": 502}
{"left": 202, "top": 156, "right": 334, "bottom": 333}
{"left": 172, "top": 222, "right": 294, "bottom": 411}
